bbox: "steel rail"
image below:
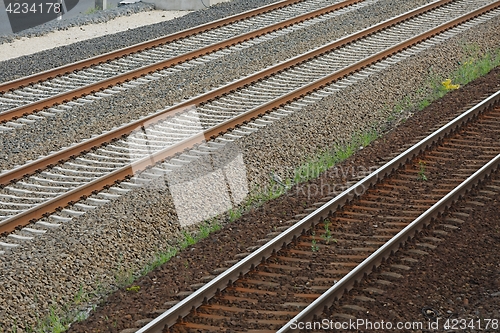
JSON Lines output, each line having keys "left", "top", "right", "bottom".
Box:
{"left": 0, "top": 130, "right": 207, "bottom": 234}
{"left": 0, "top": 1, "right": 497, "bottom": 235}
{"left": 0, "top": 0, "right": 455, "bottom": 188}
{"left": 135, "top": 45, "right": 500, "bottom": 333}
{"left": 0, "top": 0, "right": 303, "bottom": 93}
{"left": 0, "top": 0, "right": 366, "bottom": 123}
{"left": 278, "top": 155, "right": 500, "bottom": 332}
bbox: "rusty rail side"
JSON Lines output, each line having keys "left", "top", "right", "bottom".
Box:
{"left": 0, "top": 0, "right": 367, "bottom": 123}
{"left": 0, "top": 131, "right": 208, "bottom": 235}
{"left": 0, "top": 0, "right": 453, "bottom": 187}
{"left": 0, "top": 0, "right": 303, "bottom": 93}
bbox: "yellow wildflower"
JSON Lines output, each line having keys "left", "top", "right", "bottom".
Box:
{"left": 126, "top": 285, "right": 140, "bottom": 292}
{"left": 442, "top": 79, "right": 460, "bottom": 90}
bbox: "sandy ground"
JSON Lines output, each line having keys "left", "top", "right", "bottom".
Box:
{"left": 0, "top": 10, "right": 192, "bottom": 62}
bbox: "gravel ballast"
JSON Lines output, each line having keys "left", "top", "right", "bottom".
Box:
{"left": 0, "top": 10, "right": 193, "bottom": 62}
{"left": 0, "top": 0, "right": 435, "bottom": 172}
{"left": 0, "top": 2, "right": 156, "bottom": 45}
{"left": 1, "top": 5, "right": 500, "bottom": 333}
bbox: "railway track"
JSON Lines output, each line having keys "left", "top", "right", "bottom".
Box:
{"left": 134, "top": 89, "right": 500, "bottom": 333}
{"left": 0, "top": 0, "right": 367, "bottom": 123}
{"left": 0, "top": 0, "right": 499, "bottom": 241}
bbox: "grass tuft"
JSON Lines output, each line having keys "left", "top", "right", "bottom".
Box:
{"left": 415, "top": 46, "right": 500, "bottom": 112}
{"left": 294, "top": 130, "right": 378, "bottom": 184}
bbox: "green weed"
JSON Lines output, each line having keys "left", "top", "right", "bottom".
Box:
{"left": 322, "top": 220, "right": 337, "bottom": 245}
{"left": 180, "top": 231, "right": 197, "bottom": 249}
{"left": 199, "top": 221, "right": 220, "bottom": 238}
{"left": 417, "top": 160, "right": 427, "bottom": 181}
{"left": 228, "top": 208, "right": 242, "bottom": 222}
{"left": 73, "top": 285, "right": 86, "bottom": 305}
{"left": 40, "top": 306, "right": 67, "bottom": 333}
{"left": 391, "top": 45, "right": 500, "bottom": 115}
{"left": 115, "top": 263, "right": 135, "bottom": 288}
{"left": 423, "top": 46, "right": 500, "bottom": 107}
{"left": 141, "top": 248, "right": 177, "bottom": 276}
{"left": 294, "top": 130, "right": 378, "bottom": 184}
{"left": 311, "top": 231, "right": 319, "bottom": 252}
{"left": 418, "top": 99, "right": 430, "bottom": 110}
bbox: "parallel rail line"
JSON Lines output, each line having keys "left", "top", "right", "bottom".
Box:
{"left": 0, "top": 0, "right": 366, "bottom": 123}
{"left": 136, "top": 90, "right": 500, "bottom": 333}
{"left": 0, "top": 0, "right": 498, "bottom": 239}
{"left": 0, "top": 0, "right": 303, "bottom": 93}
{"left": 0, "top": 0, "right": 478, "bottom": 186}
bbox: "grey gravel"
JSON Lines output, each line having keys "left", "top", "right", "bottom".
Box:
{"left": 1, "top": 8, "right": 500, "bottom": 330}
{"left": 0, "top": 0, "right": 281, "bottom": 83}
{"left": 0, "top": 0, "right": 435, "bottom": 172}
{"left": 0, "top": 2, "right": 155, "bottom": 45}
